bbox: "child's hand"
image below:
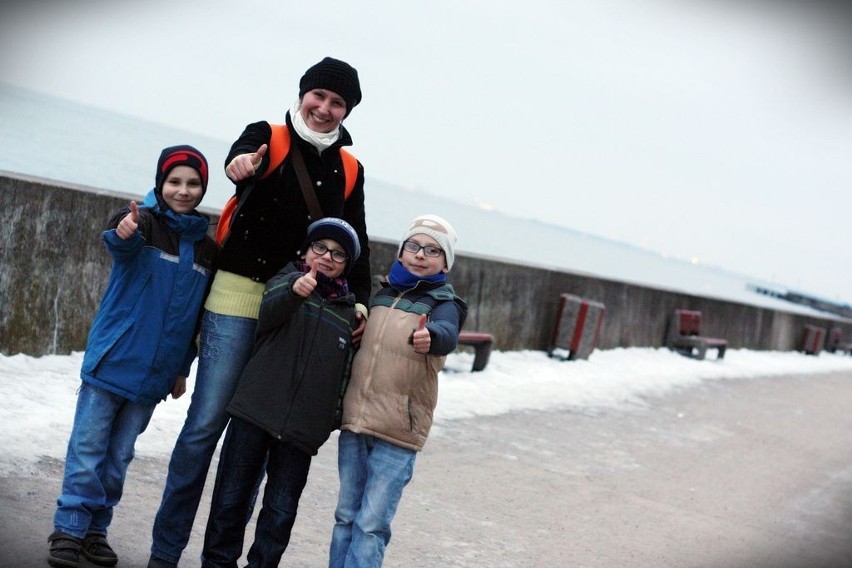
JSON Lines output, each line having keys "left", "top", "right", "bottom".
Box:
{"left": 292, "top": 263, "right": 318, "bottom": 298}
{"left": 171, "top": 376, "right": 187, "bottom": 399}
{"left": 116, "top": 201, "right": 139, "bottom": 240}
{"left": 225, "top": 143, "right": 268, "bottom": 182}
{"left": 411, "top": 314, "right": 431, "bottom": 354}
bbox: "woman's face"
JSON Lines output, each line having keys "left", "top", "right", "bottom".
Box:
{"left": 300, "top": 89, "right": 347, "bottom": 133}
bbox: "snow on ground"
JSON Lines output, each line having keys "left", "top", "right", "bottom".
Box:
{"left": 3, "top": 347, "right": 852, "bottom": 476}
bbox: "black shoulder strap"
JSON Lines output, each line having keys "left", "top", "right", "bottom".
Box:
{"left": 288, "top": 142, "right": 324, "bottom": 222}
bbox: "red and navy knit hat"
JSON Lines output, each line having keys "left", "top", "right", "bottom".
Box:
{"left": 155, "top": 145, "right": 209, "bottom": 195}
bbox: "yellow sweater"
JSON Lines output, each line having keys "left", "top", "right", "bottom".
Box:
{"left": 204, "top": 270, "right": 265, "bottom": 319}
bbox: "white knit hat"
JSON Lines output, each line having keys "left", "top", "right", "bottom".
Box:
{"left": 398, "top": 214, "right": 458, "bottom": 270}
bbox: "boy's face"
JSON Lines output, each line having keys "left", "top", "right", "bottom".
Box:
{"left": 161, "top": 165, "right": 203, "bottom": 213}
{"left": 400, "top": 233, "right": 448, "bottom": 276}
{"left": 305, "top": 238, "right": 347, "bottom": 279}
{"left": 300, "top": 89, "right": 347, "bottom": 133}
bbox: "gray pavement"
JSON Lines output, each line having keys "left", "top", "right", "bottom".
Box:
{"left": 3, "top": 370, "right": 852, "bottom": 567}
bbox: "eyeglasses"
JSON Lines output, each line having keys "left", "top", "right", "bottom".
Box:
{"left": 402, "top": 240, "right": 444, "bottom": 258}
{"left": 310, "top": 241, "right": 348, "bottom": 263}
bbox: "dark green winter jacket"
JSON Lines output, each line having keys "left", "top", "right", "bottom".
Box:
{"left": 226, "top": 262, "right": 357, "bottom": 455}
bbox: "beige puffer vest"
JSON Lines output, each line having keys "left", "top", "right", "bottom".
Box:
{"left": 340, "top": 301, "right": 446, "bottom": 451}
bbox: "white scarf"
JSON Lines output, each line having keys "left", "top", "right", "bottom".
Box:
{"left": 290, "top": 100, "right": 341, "bottom": 153}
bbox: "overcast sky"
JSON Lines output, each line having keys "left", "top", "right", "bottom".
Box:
{"left": 2, "top": 0, "right": 850, "bottom": 303}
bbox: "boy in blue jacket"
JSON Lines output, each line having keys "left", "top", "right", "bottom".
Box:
{"left": 48, "top": 145, "right": 218, "bottom": 568}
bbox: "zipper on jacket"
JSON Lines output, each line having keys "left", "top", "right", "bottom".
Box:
{"left": 276, "top": 295, "right": 351, "bottom": 439}
{"left": 277, "top": 296, "right": 326, "bottom": 438}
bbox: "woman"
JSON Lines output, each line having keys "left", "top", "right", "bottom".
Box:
{"left": 147, "top": 57, "right": 371, "bottom": 568}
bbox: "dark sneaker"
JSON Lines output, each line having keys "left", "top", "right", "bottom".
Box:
{"left": 81, "top": 533, "right": 118, "bottom": 567}
{"left": 47, "top": 531, "right": 81, "bottom": 568}
{"left": 147, "top": 554, "right": 178, "bottom": 568}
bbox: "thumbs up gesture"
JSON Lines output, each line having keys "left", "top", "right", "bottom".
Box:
{"left": 411, "top": 314, "right": 431, "bottom": 354}
{"left": 293, "top": 262, "right": 318, "bottom": 298}
{"left": 226, "top": 143, "right": 268, "bottom": 182}
{"left": 116, "top": 201, "right": 140, "bottom": 240}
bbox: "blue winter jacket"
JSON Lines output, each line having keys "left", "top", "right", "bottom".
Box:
{"left": 80, "top": 192, "right": 218, "bottom": 404}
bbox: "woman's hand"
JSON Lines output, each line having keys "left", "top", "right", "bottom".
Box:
{"left": 351, "top": 311, "right": 367, "bottom": 347}
{"left": 225, "top": 143, "right": 268, "bottom": 182}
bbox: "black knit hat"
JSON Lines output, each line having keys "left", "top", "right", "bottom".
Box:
{"left": 301, "top": 217, "right": 361, "bottom": 277}
{"left": 155, "top": 145, "right": 209, "bottom": 195}
{"left": 299, "top": 57, "right": 362, "bottom": 117}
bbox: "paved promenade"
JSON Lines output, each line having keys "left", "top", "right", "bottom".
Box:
{"left": 3, "top": 370, "right": 852, "bottom": 567}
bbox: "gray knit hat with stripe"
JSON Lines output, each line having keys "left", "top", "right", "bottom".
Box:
{"left": 398, "top": 214, "right": 458, "bottom": 270}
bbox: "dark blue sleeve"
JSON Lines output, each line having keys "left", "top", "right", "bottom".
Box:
{"left": 425, "top": 300, "right": 463, "bottom": 356}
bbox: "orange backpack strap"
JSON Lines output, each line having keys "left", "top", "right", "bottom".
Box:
{"left": 340, "top": 149, "right": 358, "bottom": 199}
{"left": 215, "top": 196, "right": 239, "bottom": 245}
{"left": 260, "top": 124, "right": 291, "bottom": 180}
{"left": 218, "top": 124, "right": 290, "bottom": 245}
{"left": 262, "top": 124, "right": 357, "bottom": 197}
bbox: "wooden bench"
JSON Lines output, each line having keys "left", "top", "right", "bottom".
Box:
{"left": 457, "top": 331, "right": 494, "bottom": 372}
{"left": 827, "top": 328, "right": 852, "bottom": 355}
{"left": 665, "top": 309, "right": 727, "bottom": 360}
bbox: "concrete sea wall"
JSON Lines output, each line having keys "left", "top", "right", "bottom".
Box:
{"left": 1, "top": 172, "right": 847, "bottom": 356}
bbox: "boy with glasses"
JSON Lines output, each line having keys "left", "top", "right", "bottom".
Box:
{"left": 201, "top": 218, "right": 361, "bottom": 567}
{"left": 329, "top": 214, "right": 468, "bottom": 567}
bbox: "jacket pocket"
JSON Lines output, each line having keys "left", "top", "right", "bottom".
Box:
{"left": 81, "top": 316, "right": 135, "bottom": 374}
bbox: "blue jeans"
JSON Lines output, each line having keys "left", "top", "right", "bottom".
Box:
{"left": 54, "top": 383, "right": 155, "bottom": 538}
{"left": 202, "top": 417, "right": 311, "bottom": 568}
{"left": 329, "top": 432, "right": 416, "bottom": 568}
{"left": 150, "top": 310, "right": 257, "bottom": 564}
